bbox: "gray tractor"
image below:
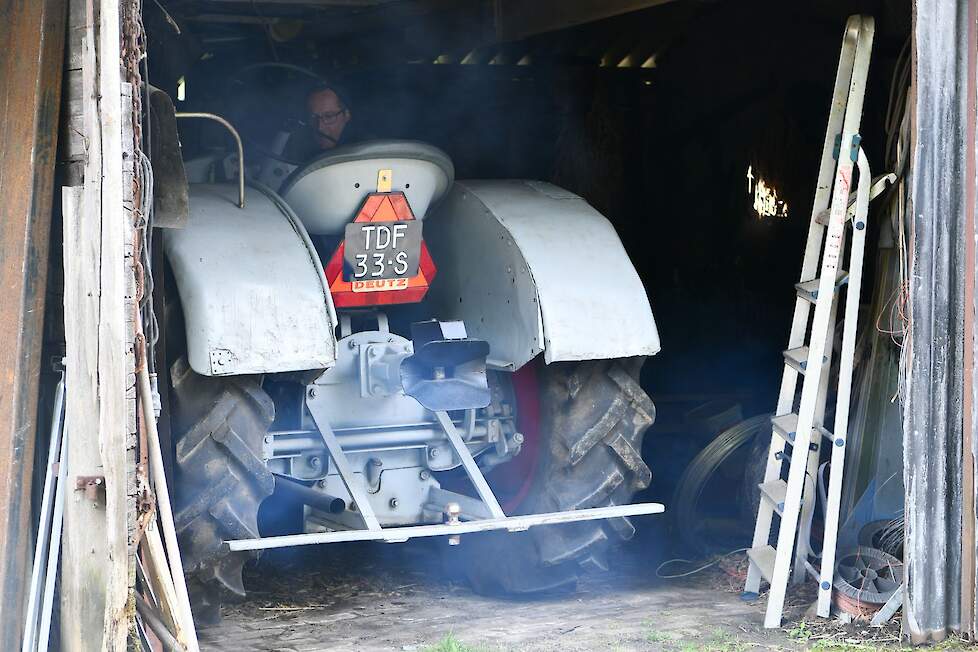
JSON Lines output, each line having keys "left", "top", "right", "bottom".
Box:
{"left": 163, "top": 117, "right": 662, "bottom": 622}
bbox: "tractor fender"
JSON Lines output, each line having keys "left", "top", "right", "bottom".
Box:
{"left": 164, "top": 183, "right": 337, "bottom": 376}
{"left": 423, "top": 180, "right": 660, "bottom": 370}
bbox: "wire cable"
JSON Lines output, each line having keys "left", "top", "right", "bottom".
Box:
{"left": 672, "top": 415, "right": 771, "bottom": 558}
{"left": 656, "top": 548, "right": 749, "bottom": 579}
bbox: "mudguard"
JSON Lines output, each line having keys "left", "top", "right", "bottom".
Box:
{"left": 164, "top": 183, "right": 337, "bottom": 376}
{"left": 424, "top": 180, "right": 660, "bottom": 370}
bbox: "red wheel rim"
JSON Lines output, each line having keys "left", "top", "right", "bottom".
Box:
{"left": 489, "top": 359, "right": 542, "bottom": 513}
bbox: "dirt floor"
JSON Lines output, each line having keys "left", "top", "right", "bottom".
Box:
{"left": 195, "top": 525, "right": 925, "bottom": 652}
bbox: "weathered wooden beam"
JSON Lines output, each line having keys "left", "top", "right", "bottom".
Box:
{"left": 60, "top": 1, "right": 106, "bottom": 644}
{"left": 96, "top": 0, "right": 132, "bottom": 640}
{"left": 0, "top": 0, "right": 66, "bottom": 647}
{"left": 60, "top": 0, "right": 134, "bottom": 647}
{"left": 494, "top": 0, "right": 677, "bottom": 42}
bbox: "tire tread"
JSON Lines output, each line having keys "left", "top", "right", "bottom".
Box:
{"left": 169, "top": 357, "right": 274, "bottom": 623}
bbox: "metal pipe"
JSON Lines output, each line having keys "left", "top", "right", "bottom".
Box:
{"left": 36, "top": 411, "right": 68, "bottom": 652}
{"left": 22, "top": 372, "right": 65, "bottom": 652}
{"left": 274, "top": 476, "right": 346, "bottom": 514}
{"left": 174, "top": 112, "right": 245, "bottom": 208}
{"left": 226, "top": 502, "right": 665, "bottom": 551}
{"left": 270, "top": 430, "right": 438, "bottom": 454}
{"left": 268, "top": 421, "right": 497, "bottom": 454}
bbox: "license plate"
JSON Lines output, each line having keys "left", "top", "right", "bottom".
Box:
{"left": 344, "top": 221, "right": 422, "bottom": 288}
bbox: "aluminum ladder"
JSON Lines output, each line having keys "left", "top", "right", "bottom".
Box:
{"left": 743, "top": 15, "right": 885, "bottom": 628}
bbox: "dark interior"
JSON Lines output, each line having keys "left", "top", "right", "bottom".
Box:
{"left": 145, "top": 0, "right": 912, "bottom": 561}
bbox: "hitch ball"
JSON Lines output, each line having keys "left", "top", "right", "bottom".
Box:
{"left": 446, "top": 502, "right": 461, "bottom": 546}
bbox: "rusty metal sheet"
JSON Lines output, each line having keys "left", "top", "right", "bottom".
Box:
{"left": 0, "top": 0, "right": 67, "bottom": 648}
{"left": 903, "top": 0, "right": 974, "bottom": 643}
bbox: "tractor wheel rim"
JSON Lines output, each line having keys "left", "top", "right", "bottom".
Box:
{"left": 489, "top": 360, "right": 542, "bottom": 513}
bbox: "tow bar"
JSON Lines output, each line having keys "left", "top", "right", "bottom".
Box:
{"left": 225, "top": 405, "right": 664, "bottom": 553}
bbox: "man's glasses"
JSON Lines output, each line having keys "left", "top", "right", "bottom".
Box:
{"left": 307, "top": 108, "right": 348, "bottom": 127}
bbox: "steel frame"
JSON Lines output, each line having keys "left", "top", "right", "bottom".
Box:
{"left": 233, "top": 401, "right": 664, "bottom": 552}
{"left": 226, "top": 502, "right": 665, "bottom": 551}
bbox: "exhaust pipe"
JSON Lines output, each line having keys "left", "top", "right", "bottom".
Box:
{"left": 274, "top": 475, "right": 346, "bottom": 514}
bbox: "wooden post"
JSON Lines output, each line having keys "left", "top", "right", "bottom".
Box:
{"left": 0, "top": 0, "right": 66, "bottom": 647}
{"left": 60, "top": 0, "right": 135, "bottom": 647}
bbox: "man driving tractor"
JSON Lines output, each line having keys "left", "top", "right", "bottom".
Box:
{"left": 305, "top": 84, "right": 351, "bottom": 151}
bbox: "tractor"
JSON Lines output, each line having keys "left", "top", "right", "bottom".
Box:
{"left": 160, "top": 101, "right": 663, "bottom": 623}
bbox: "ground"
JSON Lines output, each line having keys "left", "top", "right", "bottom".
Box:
{"left": 195, "top": 526, "right": 932, "bottom": 652}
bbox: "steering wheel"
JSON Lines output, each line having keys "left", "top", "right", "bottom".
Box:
{"left": 224, "top": 62, "right": 329, "bottom": 167}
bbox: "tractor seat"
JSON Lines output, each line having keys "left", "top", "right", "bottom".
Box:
{"left": 280, "top": 140, "right": 455, "bottom": 236}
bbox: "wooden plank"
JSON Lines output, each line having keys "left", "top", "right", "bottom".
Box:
{"left": 121, "top": 79, "right": 141, "bottom": 643}
{"left": 59, "top": 71, "right": 85, "bottom": 162}
{"left": 60, "top": 0, "right": 133, "bottom": 646}
{"left": 0, "top": 0, "right": 66, "bottom": 645}
{"left": 97, "top": 0, "right": 132, "bottom": 646}
{"left": 60, "top": 43, "right": 108, "bottom": 641}
{"left": 61, "top": 2, "right": 106, "bottom": 645}
{"left": 138, "top": 345, "right": 201, "bottom": 650}
{"left": 141, "top": 521, "right": 188, "bottom": 647}
{"left": 66, "top": 0, "right": 84, "bottom": 71}
{"left": 494, "top": 0, "right": 677, "bottom": 42}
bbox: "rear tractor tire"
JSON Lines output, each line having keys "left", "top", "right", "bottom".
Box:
{"left": 460, "top": 358, "right": 655, "bottom": 595}
{"left": 168, "top": 356, "right": 275, "bottom": 625}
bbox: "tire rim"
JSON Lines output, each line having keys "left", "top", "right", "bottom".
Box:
{"left": 487, "top": 361, "right": 542, "bottom": 513}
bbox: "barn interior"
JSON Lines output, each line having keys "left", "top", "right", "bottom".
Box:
{"left": 127, "top": 0, "right": 913, "bottom": 639}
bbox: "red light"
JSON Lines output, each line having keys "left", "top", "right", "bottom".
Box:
{"left": 324, "top": 192, "right": 436, "bottom": 308}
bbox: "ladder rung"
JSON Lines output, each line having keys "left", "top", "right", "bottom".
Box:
{"left": 758, "top": 479, "right": 788, "bottom": 515}
{"left": 814, "top": 173, "right": 894, "bottom": 226}
{"left": 771, "top": 413, "right": 798, "bottom": 442}
{"left": 772, "top": 414, "right": 824, "bottom": 454}
{"left": 783, "top": 347, "right": 825, "bottom": 374}
{"left": 795, "top": 270, "right": 849, "bottom": 303}
{"left": 747, "top": 545, "right": 777, "bottom": 584}
{"left": 814, "top": 190, "right": 858, "bottom": 226}
{"left": 779, "top": 444, "right": 818, "bottom": 463}
{"left": 816, "top": 424, "right": 835, "bottom": 443}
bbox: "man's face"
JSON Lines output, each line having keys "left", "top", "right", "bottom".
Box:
{"left": 307, "top": 89, "right": 350, "bottom": 150}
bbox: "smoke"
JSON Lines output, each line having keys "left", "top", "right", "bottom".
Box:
{"left": 148, "top": 0, "right": 911, "bottom": 605}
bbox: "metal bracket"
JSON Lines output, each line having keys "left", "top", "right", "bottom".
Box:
{"left": 869, "top": 584, "right": 904, "bottom": 626}
{"left": 377, "top": 168, "right": 392, "bottom": 193}
{"left": 208, "top": 348, "right": 235, "bottom": 375}
{"left": 74, "top": 475, "right": 105, "bottom": 502}
{"left": 305, "top": 390, "right": 382, "bottom": 531}
{"left": 849, "top": 134, "right": 862, "bottom": 162}
{"left": 433, "top": 410, "right": 506, "bottom": 520}
{"left": 268, "top": 390, "right": 665, "bottom": 554}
